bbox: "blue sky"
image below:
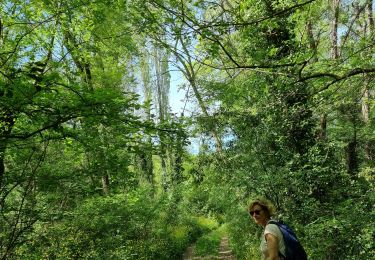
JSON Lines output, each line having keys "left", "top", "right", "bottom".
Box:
{"left": 169, "top": 69, "right": 188, "bottom": 115}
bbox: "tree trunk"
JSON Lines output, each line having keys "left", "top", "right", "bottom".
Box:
{"left": 306, "top": 20, "right": 316, "bottom": 50}
{"left": 306, "top": 20, "right": 327, "bottom": 142}
{"left": 331, "top": 0, "right": 340, "bottom": 60}
{"left": 102, "top": 174, "right": 109, "bottom": 195}
{"left": 190, "top": 80, "right": 223, "bottom": 153}
{"left": 319, "top": 0, "right": 340, "bottom": 142}
{"left": 365, "top": 0, "right": 374, "bottom": 34}
{"left": 346, "top": 133, "right": 358, "bottom": 176}
{"left": 176, "top": 37, "right": 223, "bottom": 153}
{"left": 65, "top": 30, "right": 111, "bottom": 194}
{"left": 362, "top": 0, "right": 373, "bottom": 162}
{"left": 140, "top": 48, "right": 155, "bottom": 188}
{"left": 362, "top": 80, "right": 373, "bottom": 161}
{"left": 0, "top": 112, "right": 14, "bottom": 188}
{"left": 318, "top": 113, "right": 327, "bottom": 140}
{"left": 153, "top": 46, "right": 171, "bottom": 191}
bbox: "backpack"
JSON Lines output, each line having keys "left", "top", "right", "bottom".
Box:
{"left": 268, "top": 220, "right": 308, "bottom": 260}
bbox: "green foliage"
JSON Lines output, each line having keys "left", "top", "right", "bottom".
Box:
{"left": 303, "top": 197, "right": 374, "bottom": 259}
{"left": 15, "top": 189, "right": 209, "bottom": 259}
{"left": 194, "top": 224, "right": 225, "bottom": 257}
{"left": 1, "top": 0, "right": 375, "bottom": 259}
{"left": 226, "top": 207, "right": 261, "bottom": 260}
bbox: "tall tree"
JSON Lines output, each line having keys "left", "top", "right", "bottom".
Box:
{"left": 153, "top": 44, "right": 171, "bottom": 190}
{"left": 362, "top": 0, "right": 374, "bottom": 162}
{"left": 138, "top": 44, "right": 155, "bottom": 187}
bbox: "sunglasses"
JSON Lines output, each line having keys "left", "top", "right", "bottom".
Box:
{"left": 249, "top": 209, "right": 262, "bottom": 216}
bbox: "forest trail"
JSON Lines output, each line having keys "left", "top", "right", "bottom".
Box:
{"left": 182, "top": 236, "right": 236, "bottom": 260}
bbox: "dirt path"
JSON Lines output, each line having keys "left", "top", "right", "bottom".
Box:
{"left": 182, "top": 236, "right": 236, "bottom": 260}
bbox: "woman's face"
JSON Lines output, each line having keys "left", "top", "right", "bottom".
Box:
{"left": 250, "top": 204, "right": 269, "bottom": 227}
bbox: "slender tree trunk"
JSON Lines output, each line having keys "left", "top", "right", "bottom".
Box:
{"left": 0, "top": 148, "right": 8, "bottom": 190}
{"left": 362, "top": 80, "right": 374, "bottom": 161}
{"left": 318, "top": 114, "right": 327, "bottom": 140}
{"left": 363, "top": 0, "right": 373, "bottom": 162}
{"left": 0, "top": 112, "right": 14, "bottom": 188}
{"left": 153, "top": 46, "right": 171, "bottom": 191}
{"left": 176, "top": 37, "right": 223, "bottom": 153}
{"left": 306, "top": 21, "right": 316, "bottom": 50}
{"left": 331, "top": 0, "right": 340, "bottom": 60}
{"left": 64, "top": 30, "right": 110, "bottom": 194}
{"left": 306, "top": 20, "right": 327, "bottom": 142}
{"left": 172, "top": 152, "right": 183, "bottom": 184}
{"left": 190, "top": 80, "right": 223, "bottom": 153}
{"left": 335, "top": 0, "right": 359, "bottom": 174}
{"left": 346, "top": 129, "right": 358, "bottom": 175}
{"left": 102, "top": 174, "right": 109, "bottom": 195}
{"left": 0, "top": 155, "right": 5, "bottom": 189}
{"left": 365, "top": 0, "right": 374, "bottom": 34}
{"left": 140, "top": 48, "right": 155, "bottom": 189}
{"left": 362, "top": 80, "right": 370, "bottom": 123}
{"left": 318, "top": 0, "right": 340, "bottom": 141}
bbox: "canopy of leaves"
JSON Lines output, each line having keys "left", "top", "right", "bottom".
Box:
{"left": 0, "top": 0, "right": 374, "bottom": 259}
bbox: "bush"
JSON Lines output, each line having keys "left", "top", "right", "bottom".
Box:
{"left": 15, "top": 189, "right": 207, "bottom": 259}
{"left": 226, "top": 205, "right": 261, "bottom": 260}
{"left": 194, "top": 224, "right": 226, "bottom": 257}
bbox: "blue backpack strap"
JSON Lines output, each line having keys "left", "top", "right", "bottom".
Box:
{"left": 268, "top": 220, "right": 308, "bottom": 260}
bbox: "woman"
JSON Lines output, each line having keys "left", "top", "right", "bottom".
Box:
{"left": 249, "top": 198, "right": 286, "bottom": 260}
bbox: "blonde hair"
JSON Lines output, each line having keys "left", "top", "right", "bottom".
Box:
{"left": 248, "top": 197, "right": 276, "bottom": 218}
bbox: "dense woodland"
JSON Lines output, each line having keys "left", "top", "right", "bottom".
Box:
{"left": 0, "top": 0, "right": 374, "bottom": 259}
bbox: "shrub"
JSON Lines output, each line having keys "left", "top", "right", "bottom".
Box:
{"left": 194, "top": 224, "right": 227, "bottom": 257}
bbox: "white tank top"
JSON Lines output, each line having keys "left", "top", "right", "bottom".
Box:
{"left": 260, "top": 222, "right": 286, "bottom": 259}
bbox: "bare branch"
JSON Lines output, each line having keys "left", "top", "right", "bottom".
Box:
{"left": 307, "top": 67, "right": 375, "bottom": 95}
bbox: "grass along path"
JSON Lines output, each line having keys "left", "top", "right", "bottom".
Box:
{"left": 182, "top": 236, "right": 236, "bottom": 260}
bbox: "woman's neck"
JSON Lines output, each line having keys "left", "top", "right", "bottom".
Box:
{"left": 261, "top": 218, "right": 270, "bottom": 227}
